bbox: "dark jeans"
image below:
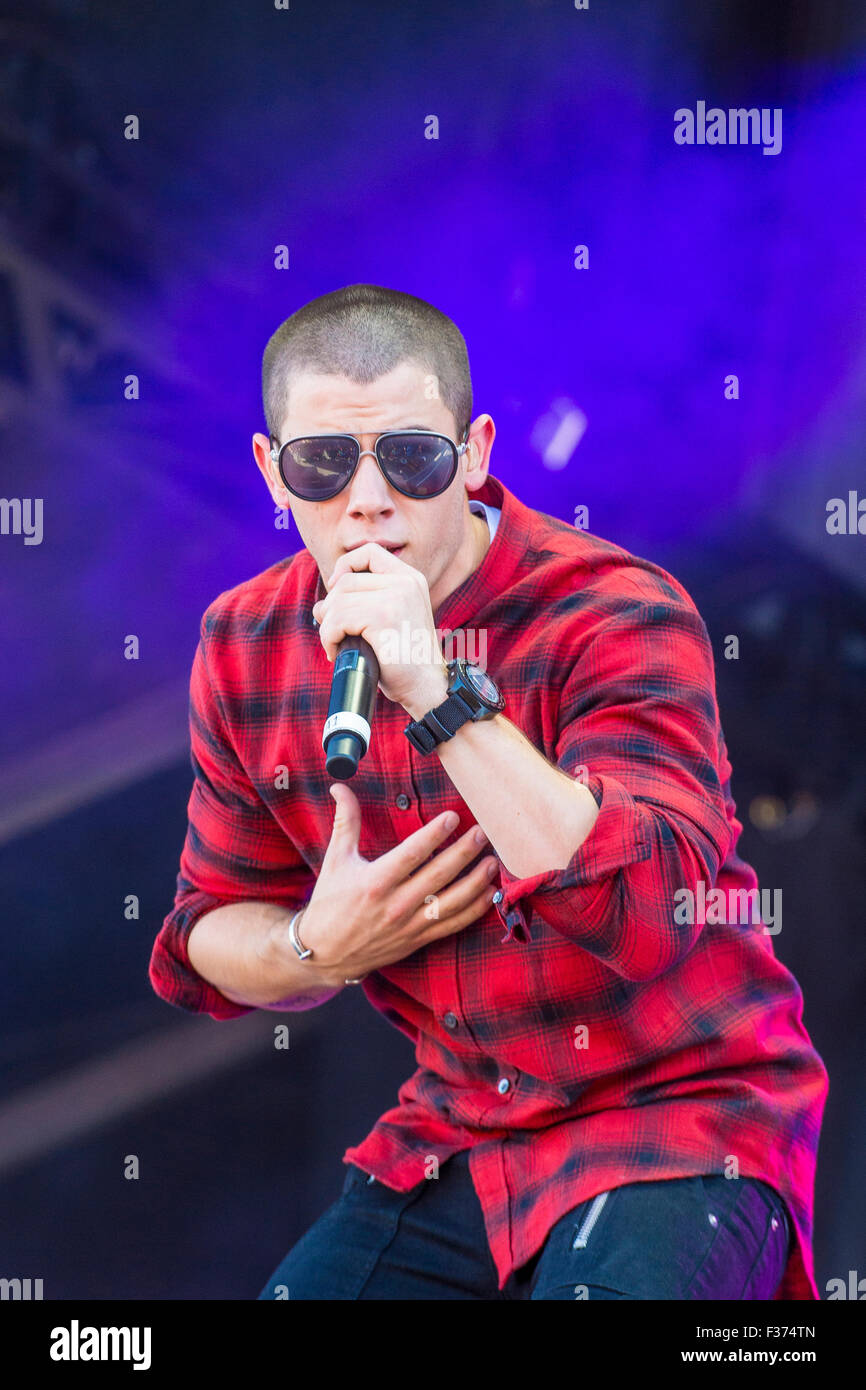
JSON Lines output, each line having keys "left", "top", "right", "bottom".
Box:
{"left": 257, "top": 1149, "right": 792, "bottom": 1300}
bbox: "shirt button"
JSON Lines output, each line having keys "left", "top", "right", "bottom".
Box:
{"left": 395, "top": 793, "right": 411, "bottom": 810}
{"left": 497, "top": 1077, "right": 511, "bottom": 1095}
{"left": 492, "top": 890, "right": 503, "bottom": 905}
{"left": 443, "top": 1011, "right": 459, "bottom": 1030}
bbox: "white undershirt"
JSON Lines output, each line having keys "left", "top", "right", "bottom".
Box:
{"left": 468, "top": 498, "right": 502, "bottom": 543}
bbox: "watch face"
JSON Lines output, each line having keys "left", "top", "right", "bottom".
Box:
{"left": 466, "top": 663, "right": 500, "bottom": 705}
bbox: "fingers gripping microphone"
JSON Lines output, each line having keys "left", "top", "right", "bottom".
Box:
{"left": 322, "top": 635, "right": 380, "bottom": 780}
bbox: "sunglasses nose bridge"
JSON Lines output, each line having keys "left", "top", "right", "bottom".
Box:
{"left": 342, "top": 443, "right": 394, "bottom": 501}
{"left": 352, "top": 442, "right": 386, "bottom": 476}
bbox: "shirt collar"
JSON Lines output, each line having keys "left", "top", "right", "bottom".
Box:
{"left": 432, "top": 473, "right": 528, "bottom": 630}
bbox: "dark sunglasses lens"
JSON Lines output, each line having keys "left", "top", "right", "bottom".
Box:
{"left": 378, "top": 434, "right": 456, "bottom": 496}
{"left": 280, "top": 437, "right": 356, "bottom": 499}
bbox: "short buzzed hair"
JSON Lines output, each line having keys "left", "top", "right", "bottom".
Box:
{"left": 262, "top": 283, "right": 473, "bottom": 443}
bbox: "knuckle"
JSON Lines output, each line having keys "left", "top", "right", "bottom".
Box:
{"left": 381, "top": 899, "right": 403, "bottom": 930}
{"left": 362, "top": 871, "right": 386, "bottom": 908}
{"left": 406, "top": 842, "right": 433, "bottom": 875}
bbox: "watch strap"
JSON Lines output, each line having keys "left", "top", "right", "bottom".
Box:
{"left": 405, "top": 689, "right": 475, "bottom": 754}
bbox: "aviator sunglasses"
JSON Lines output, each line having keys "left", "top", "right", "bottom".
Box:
{"left": 269, "top": 427, "right": 470, "bottom": 502}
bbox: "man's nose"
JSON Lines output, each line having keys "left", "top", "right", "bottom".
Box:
{"left": 344, "top": 449, "right": 395, "bottom": 510}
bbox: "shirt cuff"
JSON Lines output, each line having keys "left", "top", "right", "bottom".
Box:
{"left": 490, "top": 773, "right": 654, "bottom": 943}
{"left": 150, "top": 886, "right": 258, "bottom": 1021}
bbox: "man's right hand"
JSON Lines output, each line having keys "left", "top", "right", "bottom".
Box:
{"left": 289, "top": 783, "right": 501, "bottom": 989}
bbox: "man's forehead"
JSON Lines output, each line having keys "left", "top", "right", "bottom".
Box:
{"left": 280, "top": 368, "right": 455, "bottom": 436}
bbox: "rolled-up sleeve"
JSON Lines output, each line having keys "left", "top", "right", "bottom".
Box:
{"left": 149, "top": 619, "right": 316, "bottom": 1019}
{"left": 492, "top": 587, "right": 731, "bottom": 981}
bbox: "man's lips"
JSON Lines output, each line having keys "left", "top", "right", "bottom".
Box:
{"left": 343, "top": 541, "right": 406, "bottom": 555}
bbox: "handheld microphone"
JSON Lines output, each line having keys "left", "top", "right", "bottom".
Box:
{"left": 322, "top": 634, "right": 380, "bottom": 780}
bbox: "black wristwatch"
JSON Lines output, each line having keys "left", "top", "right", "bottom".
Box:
{"left": 404, "top": 658, "right": 505, "bottom": 754}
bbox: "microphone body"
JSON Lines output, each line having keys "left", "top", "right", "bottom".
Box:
{"left": 322, "top": 635, "right": 380, "bottom": 780}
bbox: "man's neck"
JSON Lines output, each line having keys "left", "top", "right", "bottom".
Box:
{"left": 472, "top": 507, "right": 491, "bottom": 566}
{"left": 428, "top": 509, "right": 491, "bottom": 615}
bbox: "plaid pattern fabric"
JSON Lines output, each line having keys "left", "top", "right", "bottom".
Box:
{"left": 149, "top": 472, "right": 828, "bottom": 1300}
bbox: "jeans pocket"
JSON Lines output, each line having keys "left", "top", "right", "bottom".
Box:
{"left": 687, "top": 1176, "right": 790, "bottom": 1300}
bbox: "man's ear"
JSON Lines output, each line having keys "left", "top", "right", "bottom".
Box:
{"left": 253, "top": 431, "right": 291, "bottom": 509}
{"left": 463, "top": 414, "right": 495, "bottom": 493}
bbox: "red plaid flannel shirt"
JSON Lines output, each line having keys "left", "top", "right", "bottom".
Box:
{"left": 150, "top": 472, "right": 828, "bottom": 1299}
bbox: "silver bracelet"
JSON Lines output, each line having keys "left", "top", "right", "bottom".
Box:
{"left": 289, "top": 908, "right": 363, "bottom": 986}
{"left": 287, "top": 908, "right": 312, "bottom": 960}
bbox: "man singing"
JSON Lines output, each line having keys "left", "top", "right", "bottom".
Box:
{"left": 149, "top": 283, "right": 828, "bottom": 1300}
